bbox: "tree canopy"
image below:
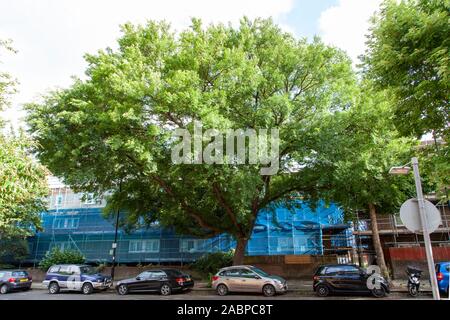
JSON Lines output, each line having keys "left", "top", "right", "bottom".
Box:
{"left": 0, "top": 39, "right": 48, "bottom": 239}
{"left": 26, "top": 18, "right": 357, "bottom": 263}
{"left": 362, "top": 0, "right": 449, "bottom": 198}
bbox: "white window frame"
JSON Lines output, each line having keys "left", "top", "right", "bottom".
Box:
{"left": 128, "top": 239, "right": 160, "bottom": 253}
{"left": 180, "top": 239, "right": 208, "bottom": 253}
{"left": 53, "top": 218, "right": 79, "bottom": 229}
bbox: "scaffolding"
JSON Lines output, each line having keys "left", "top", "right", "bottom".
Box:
{"left": 24, "top": 200, "right": 354, "bottom": 265}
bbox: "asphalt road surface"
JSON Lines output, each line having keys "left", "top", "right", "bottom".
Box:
{"left": 0, "top": 289, "right": 432, "bottom": 300}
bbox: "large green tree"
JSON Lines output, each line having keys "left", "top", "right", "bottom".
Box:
{"left": 362, "top": 0, "right": 449, "bottom": 198}
{"left": 0, "top": 39, "right": 49, "bottom": 239}
{"left": 26, "top": 18, "right": 356, "bottom": 264}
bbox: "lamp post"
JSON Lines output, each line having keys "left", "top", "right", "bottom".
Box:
{"left": 111, "top": 181, "right": 122, "bottom": 281}
{"left": 390, "top": 157, "right": 440, "bottom": 300}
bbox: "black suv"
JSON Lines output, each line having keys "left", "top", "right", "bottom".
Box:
{"left": 313, "top": 264, "right": 390, "bottom": 298}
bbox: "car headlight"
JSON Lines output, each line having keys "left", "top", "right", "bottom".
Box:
{"left": 97, "top": 279, "right": 102, "bottom": 282}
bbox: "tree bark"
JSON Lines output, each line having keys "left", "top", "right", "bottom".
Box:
{"left": 233, "top": 237, "right": 248, "bottom": 265}
{"left": 368, "top": 203, "right": 389, "bottom": 279}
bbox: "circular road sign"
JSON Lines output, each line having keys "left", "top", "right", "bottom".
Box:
{"left": 399, "top": 198, "right": 442, "bottom": 234}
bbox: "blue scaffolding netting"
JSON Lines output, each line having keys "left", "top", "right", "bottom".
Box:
{"left": 23, "top": 201, "right": 353, "bottom": 264}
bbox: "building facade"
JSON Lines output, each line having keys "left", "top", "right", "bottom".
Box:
{"left": 25, "top": 177, "right": 354, "bottom": 265}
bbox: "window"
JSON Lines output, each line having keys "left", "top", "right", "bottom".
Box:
{"left": 148, "top": 271, "right": 167, "bottom": 279}
{"left": 12, "top": 271, "right": 28, "bottom": 277}
{"left": 55, "top": 194, "right": 63, "bottom": 207}
{"left": 324, "top": 267, "right": 341, "bottom": 275}
{"left": 58, "top": 265, "right": 71, "bottom": 275}
{"left": 84, "top": 193, "right": 95, "bottom": 205}
{"left": 222, "top": 269, "right": 241, "bottom": 277}
{"left": 339, "top": 265, "right": 360, "bottom": 274}
{"left": 394, "top": 215, "right": 404, "bottom": 227}
{"left": 277, "top": 237, "right": 293, "bottom": 252}
{"left": 53, "top": 218, "right": 79, "bottom": 229}
{"left": 129, "top": 239, "right": 160, "bottom": 253}
{"left": 239, "top": 269, "right": 258, "bottom": 278}
{"left": 180, "top": 239, "right": 208, "bottom": 253}
{"left": 48, "top": 266, "right": 60, "bottom": 273}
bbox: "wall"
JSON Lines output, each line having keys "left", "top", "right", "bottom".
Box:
{"left": 385, "top": 246, "right": 450, "bottom": 279}
{"left": 243, "top": 254, "right": 338, "bottom": 279}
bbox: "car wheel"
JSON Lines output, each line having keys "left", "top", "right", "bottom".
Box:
{"left": 160, "top": 283, "right": 172, "bottom": 296}
{"left": 0, "top": 284, "right": 8, "bottom": 294}
{"left": 371, "top": 286, "right": 386, "bottom": 298}
{"left": 216, "top": 284, "right": 228, "bottom": 296}
{"left": 48, "top": 282, "right": 60, "bottom": 294}
{"left": 316, "top": 284, "right": 330, "bottom": 297}
{"left": 262, "top": 284, "right": 276, "bottom": 297}
{"left": 117, "top": 284, "right": 129, "bottom": 295}
{"left": 82, "top": 282, "right": 94, "bottom": 295}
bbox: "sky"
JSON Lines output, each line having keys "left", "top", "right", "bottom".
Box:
{"left": 0, "top": 0, "right": 383, "bottom": 130}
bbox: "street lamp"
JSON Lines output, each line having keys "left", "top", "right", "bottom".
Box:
{"left": 389, "top": 157, "right": 441, "bottom": 300}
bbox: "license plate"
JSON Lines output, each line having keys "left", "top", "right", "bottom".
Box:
{"left": 20, "top": 279, "right": 28, "bottom": 282}
{"left": 186, "top": 278, "right": 191, "bottom": 281}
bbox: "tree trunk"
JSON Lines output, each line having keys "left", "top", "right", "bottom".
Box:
{"left": 233, "top": 237, "right": 248, "bottom": 265}
{"left": 368, "top": 203, "right": 389, "bottom": 279}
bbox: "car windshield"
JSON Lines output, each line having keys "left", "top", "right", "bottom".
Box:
{"left": 79, "top": 266, "right": 98, "bottom": 274}
{"left": 249, "top": 267, "right": 269, "bottom": 277}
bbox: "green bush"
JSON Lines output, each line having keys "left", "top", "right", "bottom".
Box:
{"left": 191, "top": 251, "right": 233, "bottom": 279}
{"left": 0, "top": 238, "right": 29, "bottom": 264}
{"left": 38, "top": 247, "right": 85, "bottom": 271}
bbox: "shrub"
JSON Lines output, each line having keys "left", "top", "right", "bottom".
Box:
{"left": 191, "top": 251, "right": 233, "bottom": 279}
{"left": 38, "top": 247, "right": 85, "bottom": 271}
{"left": 0, "top": 238, "right": 29, "bottom": 264}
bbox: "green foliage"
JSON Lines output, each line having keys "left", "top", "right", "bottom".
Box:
{"left": 0, "top": 38, "right": 48, "bottom": 239}
{"left": 38, "top": 247, "right": 85, "bottom": 271}
{"left": 0, "top": 39, "right": 17, "bottom": 114}
{"left": 0, "top": 133, "right": 49, "bottom": 238}
{"left": 363, "top": 0, "right": 449, "bottom": 138}
{"left": 362, "top": 0, "right": 449, "bottom": 197}
{"left": 191, "top": 251, "right": 233, "bottom": 279}
{"left": 312, "top": 84, "right": 417, "bottom": 216}
{"left": 25, "top": 17, "right": 357, "bottom": 262}
{"left": 0, "top": 238, "right": 29, "bottom": 264}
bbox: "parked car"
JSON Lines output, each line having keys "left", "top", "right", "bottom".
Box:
{"left": 313, "top": 264, "right": 390, "bottom": 298}
{"left": 212, "top": 265, "right": 287, "bottom": 297}
{"left": 115, "top": 269, "right": 194, "bottom": 295}
{"left": 0, "top": 270, "right": 32, "bottom": 294}
{"left": 43, "top": 264, "right": 112, "bottom": 295}
{"left": 436, "top": 262, "right": 450, "bottom": 295}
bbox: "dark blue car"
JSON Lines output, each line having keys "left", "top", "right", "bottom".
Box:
{"left": 436, "top": 262, "right": 450, "bottom": 295}
{"left": 43, "top": 264, "right": 112, "bottom": 295}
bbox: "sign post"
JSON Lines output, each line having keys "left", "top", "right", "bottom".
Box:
{"left": 410, "top": 157, "right": 440, "bottom": 300}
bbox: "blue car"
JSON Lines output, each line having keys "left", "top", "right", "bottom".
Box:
{"left": 436, "top": 262, "right": 450, "bottom": 295}
{"left": 43, "top": 264, "right": 112, "bottom": 295}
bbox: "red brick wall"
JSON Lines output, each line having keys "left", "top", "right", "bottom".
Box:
{"left": 386, "top": 246, "right": 450, "bottom": 279}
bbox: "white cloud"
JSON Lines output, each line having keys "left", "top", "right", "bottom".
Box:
{"left": 318, "top": 0, "right": 382, "bottom": 65}
{"left": 0, "top": 0, "right": 294, "bottom": 130}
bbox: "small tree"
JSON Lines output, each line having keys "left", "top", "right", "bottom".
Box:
{"left": 0, "top": 238, "right": 29, "bottom": 265}
{"left": 38, "top": 247, "right": 85, "bottom": 271}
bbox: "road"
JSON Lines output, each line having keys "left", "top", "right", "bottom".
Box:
{"left": 0, "top": 288, "right": 433, "bottom": 300}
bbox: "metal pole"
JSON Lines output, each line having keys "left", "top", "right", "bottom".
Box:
{"left": 411, "top": 157, "right": 440, "bottom": 300}
{"left": 111, "top": 181, "right": 122, "bottom": 281}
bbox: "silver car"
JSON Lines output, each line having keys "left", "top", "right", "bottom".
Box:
{"left": 212, "top": 265, "right": 288, "bottom": 297}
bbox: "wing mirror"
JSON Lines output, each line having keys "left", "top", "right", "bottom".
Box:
{"left": 136, "top": 276, "right": 141, "bottom": 280}
{"left": 254, "top": 275, "right": 261, "bottom": 279}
